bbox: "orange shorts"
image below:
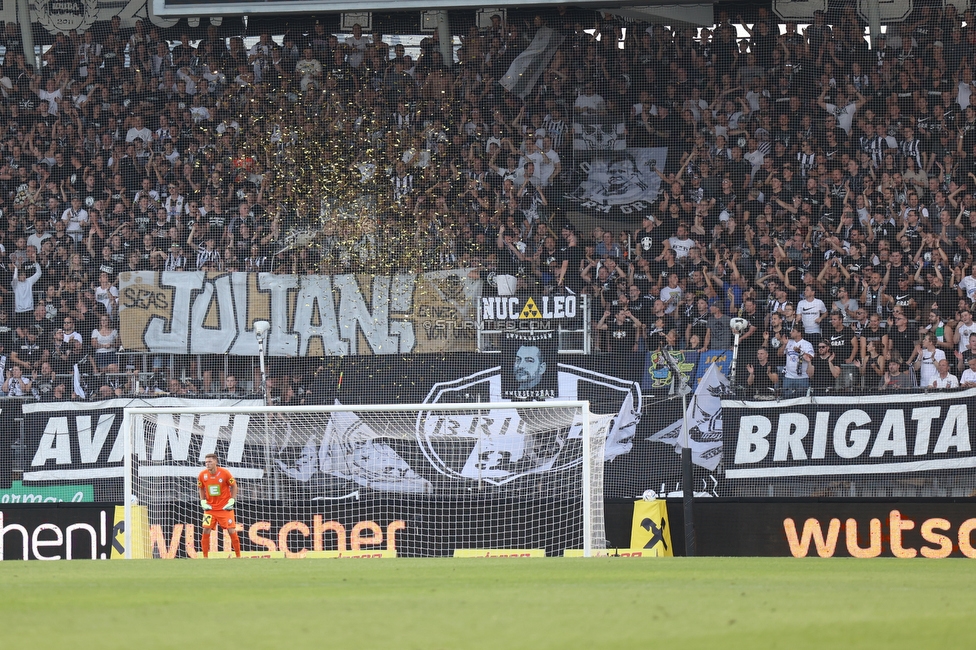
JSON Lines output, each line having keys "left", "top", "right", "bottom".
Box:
{"left": 202, "top": 509, "right": 237, "bottom": 532}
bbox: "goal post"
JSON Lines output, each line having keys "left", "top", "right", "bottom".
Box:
{"left": 121, "top": 401, "right": 611, "bottom": 558}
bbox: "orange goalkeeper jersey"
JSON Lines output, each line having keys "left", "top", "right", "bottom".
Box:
{"left": 198, "top": 467, "right": 236, "bottom": 510}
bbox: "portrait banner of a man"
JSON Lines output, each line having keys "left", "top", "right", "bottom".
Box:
{"left": 564, "top": 148, "right": 668, "bottom": 218}
{"left": 504, "top": 331, "right": 557, "bottom": 401}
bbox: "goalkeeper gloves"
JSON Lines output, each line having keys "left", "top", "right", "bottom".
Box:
{"left": 223, "top": 498, "right": 236, "bottom": 511}
{"left": 200, "top": 499, "right": 212, "bottom": 511}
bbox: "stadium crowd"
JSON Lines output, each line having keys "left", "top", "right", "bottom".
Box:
{"left": 1, "top": 5, "right": 976, "bottom": 398}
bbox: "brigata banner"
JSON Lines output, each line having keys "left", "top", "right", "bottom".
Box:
{"left": 723, "top": 390, "right": 976, "bottom": 482}
{"left": 118, "top": 269, "right": 481, "bottom": 356}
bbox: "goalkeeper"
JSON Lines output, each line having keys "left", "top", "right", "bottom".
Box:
{"left": 197, "top": 453, "right": 242, "bottom": 558}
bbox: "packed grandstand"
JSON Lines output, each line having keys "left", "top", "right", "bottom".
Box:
{"left": 1, "top": 4, "right": 975, "bottom": 401}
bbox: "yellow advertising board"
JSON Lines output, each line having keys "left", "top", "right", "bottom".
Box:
{"left": 630, "top": 500, "right": 673, "bottom": 557}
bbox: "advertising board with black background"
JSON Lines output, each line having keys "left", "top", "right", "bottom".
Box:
{"left": 0, "top": 404, "right": 23, "bottom": 490}
{"left": 0, "top": 504, "right": 119, "bottom": 560}
{"left": 142, "top": 496, "right": 586, "bottom": 558}
{"left": 662, "top": 499, "right": 976, "bottom": 558}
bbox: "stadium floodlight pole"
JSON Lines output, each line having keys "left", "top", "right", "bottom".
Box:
{"left": 662, "top": 346, "right": 695, "bottom": 556}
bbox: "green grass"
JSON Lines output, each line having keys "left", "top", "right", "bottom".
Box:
{"left": 0, "top": 558, "right": 971, "bottom": 649}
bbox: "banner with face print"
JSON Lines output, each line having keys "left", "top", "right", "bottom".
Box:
{"left": 503, "top": 331, "right": 558, "bottom": 401}
{"left": 564, "top": 148, "right": 668, "bottom": 219}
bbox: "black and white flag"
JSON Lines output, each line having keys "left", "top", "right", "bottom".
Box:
{"left": 647, "top": 363, "right": 728, "bottom": 471}
{"left": 498, "top": 27, "right": 565, "bottom": 99}
{"left": 564, "top": 147, "right": 667, "bottom": 218}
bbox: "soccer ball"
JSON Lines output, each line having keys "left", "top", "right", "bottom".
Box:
{"left": 730, "top": 317, "right": 749, "bottom": 333}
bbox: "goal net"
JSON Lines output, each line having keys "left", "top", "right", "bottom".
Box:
{"left": 122, "top": 402, "right": 612, "bottom": 558}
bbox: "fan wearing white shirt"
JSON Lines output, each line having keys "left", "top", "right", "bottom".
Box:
{"left": 954, "top": 309, "right": 976, "bottom": 353}
{"left": 797, "top": 286, "right": 828, "bottom": 335}
{"left": 959, "top": 356, "right": 976, "bottom": 387}
{"left": 914, "top": 334, "right": 946, "bottom": 387}
{"left": 61, "top": 196, "right": 88, "bottom": 243}
{"left": 783, "top": 326, "right": 815, "bottom": 395}
{"left": 345, "top": 24, "right": 370, "bottom": 69}
{"left": 957, "top": 266, "right": 976, "bottom": 303}
{"left": 931, "top": 359, "right": 959, "bottom": 389}
{"left": 37, "top": 77, "right": 66, "bottom": 115}
{"left": 665, "top": 224, "right": 695, "bottom": 260}
{"left": 125, "top": 115, "right": 153, "bottom": 143}
{"left": 817, "top": 87, "right": 867, "bottom": 135}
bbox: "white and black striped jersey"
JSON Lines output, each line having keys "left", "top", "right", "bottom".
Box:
{"left": 196, "top": 245, "right": 222, "bottom": 270}
{"left": 392, "top": 173, "right": 414, "bottom": 201}
{"left": 796, "top": 151, "right": 816, "bottom": 177}
{"left": 860, "top": 134, "right": 885, "bottom": 167}
{"left": 543, "top": 115, "right": 567, "bottom": 151}
{"left": 164, "top": 252, "right": 187, "bottom": 272}
{"left": 900, "top": 137, "right": 923, "bottom": 168}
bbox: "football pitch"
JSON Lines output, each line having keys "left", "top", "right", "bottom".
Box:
{"left": 1, "top": 558, "right": 971, "bottom": 649}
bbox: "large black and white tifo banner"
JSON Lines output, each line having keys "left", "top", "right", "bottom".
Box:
{"left": 564, "top": 142, "right": 668, "bottom": 219}
{"left": 18, "top": 353, "right": 642, "bottom": 500}
{"left": 723, "top": 390, "right": 976, "bottom": 489}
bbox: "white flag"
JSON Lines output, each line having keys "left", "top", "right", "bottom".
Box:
{"left": 647, "top": 363, "right": 728, "bottom": 471}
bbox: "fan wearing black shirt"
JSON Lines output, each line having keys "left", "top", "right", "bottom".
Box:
{"left": 633, "top": 215, "right": 666, "bottom": 262}
{"left": 684, "top": 297, "right": 710, "bottom": 349}
{"left": 746, "top": 347, "right": 778, "bottom": 394}
{"left": 888, "top": 274, "right": 920, "bottom": 320}
{"left": 597, "top": 301, "right": 642, "bottom": 354}
{"left": 823, "top": 312, "right": 858, "bottom": 364}
{"left": 889, "top": 311, "right": 919, "bottom": 363}
{"left": 630, "top": 257, "right": 655, "bottom": 296}
{"left": 555, "top": 224, "right": 583, "bottom": 294}
{"left": 810, "top": 340, "right": 843, "bottom": 391}
{"left": 626, "top": 285, "right": 654, "bottom": 324}
{"left": 737, "top": 298, "right": 763, "bottom": 362}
